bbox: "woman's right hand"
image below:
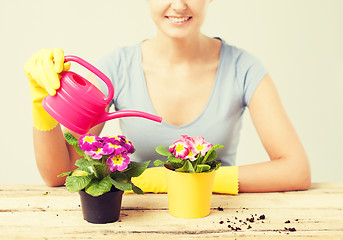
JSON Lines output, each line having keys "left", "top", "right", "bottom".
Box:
{"left": 24, "top": 48, "right": 71, "bottom": 131}
{"left": 24, "top": 48, "right": 70, "bottom": 96}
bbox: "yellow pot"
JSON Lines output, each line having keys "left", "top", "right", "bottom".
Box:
{"left": 164, "top": 168, "right": 216, "bottom": 219}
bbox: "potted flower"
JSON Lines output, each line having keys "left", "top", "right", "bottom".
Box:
{"left": 154, "top": 135, "right": 223, "bottom": 219}
{"left": 58, "top": 132, "right": 149, "bottom": 224}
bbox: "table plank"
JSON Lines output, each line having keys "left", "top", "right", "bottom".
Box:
{"left": 0, "top": 183, "right": 342, "bottom": 239}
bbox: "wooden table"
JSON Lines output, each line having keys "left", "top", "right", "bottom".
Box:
{"left": 0, "top": 183, "right": 342, "bottom": 239}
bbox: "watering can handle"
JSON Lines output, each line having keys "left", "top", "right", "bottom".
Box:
{"left": 64, "top": 55, "right": 114, "bottom": 105}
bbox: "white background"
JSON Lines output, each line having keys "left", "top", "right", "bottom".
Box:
{"left": 1, "top": 0, "right": 342, "bottom": 184}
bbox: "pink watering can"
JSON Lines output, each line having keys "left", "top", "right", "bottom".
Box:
{"left": 42, "top": 55, "right": 162, "bottom": 134}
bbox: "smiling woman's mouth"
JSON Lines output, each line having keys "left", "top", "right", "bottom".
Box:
{"left": 167, "top": 16, "right": 192, "bottom": 24}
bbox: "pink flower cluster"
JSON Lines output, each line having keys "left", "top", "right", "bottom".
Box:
{"left": 79, "top": 134, "right": 134, "bottom": 171}
{"left": 168, "top": 135, "right": 213, "bottom": 161}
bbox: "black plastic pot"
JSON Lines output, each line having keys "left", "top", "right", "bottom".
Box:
{"left": 78, "top": 188, "right": 124, "bottom": 224}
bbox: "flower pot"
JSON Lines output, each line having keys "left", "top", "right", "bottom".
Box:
{"left": 164, "top": 168, "right": 216, "bottom": 219}
{"left": 78, "top": 188, "right": 124, "bottom": 224}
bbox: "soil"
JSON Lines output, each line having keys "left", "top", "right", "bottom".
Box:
{"left": 216, "top": 207, "right": 297, "bottom": 233}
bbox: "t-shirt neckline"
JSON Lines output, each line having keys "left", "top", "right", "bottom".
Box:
{"left": 137, "top": 38, "right": 225, "bottom": 130}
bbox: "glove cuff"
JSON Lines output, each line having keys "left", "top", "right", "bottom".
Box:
{"left": 32, "top": 103, "right": 58, "bottom": 131}
{"left": 213, "top": 166, "right": 239, "bottom": 195}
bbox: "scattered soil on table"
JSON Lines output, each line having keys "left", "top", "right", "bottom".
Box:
{"left": 285, "top": 227, "right": 297, "bottom": 232}
{"left": 217, "top": 207, "right": 224, "bottom": 211}
{"left": 216, "top": 207, "right": 297, "bottom": 233}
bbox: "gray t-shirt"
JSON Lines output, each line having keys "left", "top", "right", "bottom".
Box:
{"left": 95, "top": 39, "right": 267, "bottom": 166}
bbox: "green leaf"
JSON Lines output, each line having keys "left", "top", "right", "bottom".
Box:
{"left": 153, "top": 159, "right": 165, "bottom": 167}
{"left": 205, "top": 150, "right": 217, "bottom": 163}
{"left": 208, "top": 159, "right": 222, "bottom": 171}
{"left": 155, "top": 145, "right": 172, "bottom": 157}
{"left": 58, "top": 171, "right": 72, "bottom": 177}
{"left": 131, "top": 183, "right": 144, "bottom": 194}
{"left": 64, "top": 132, "right": 85, "bottom": 157}
{"left": 64, "top": 132, "right": 78, "bottom": 145}
{"left": 195, "top": 164, "right": 211, "bottom": 173}
{"left": 202, "top": 144, "right": 224, "bottom": 164}
{"left": 124, "top": 161, "right": 150, "bottom": 178}
{"left": 167, "top": 156, "right": 184, "bottom": 169}
{"left": 92, "top": 164, "right": 106, "bottom": 180}
{"left": 85, "top": 176, "right": 113, "bottom": 197}
{"left": 110, "top": 171, "right": 129, "bottom": 182}
{"left": 65, "top": 174, "right": 93, "bottom": 193}
{"left": 175, "top": 160, "right": 195, "bottom": 173}
{"left": 75, "top": 158, "right": 102, "bottom": 168}
{"left": 168, "top": 156, "right": 183, "bottom": 164}
{"left": 71, "top": 170, "right": 90, "bottom": 176}
{"left": 109, "top": 176, "right": 132, "bottom": 191}
{"left": 194, "top": 153, "right": 203, "bottom": 166}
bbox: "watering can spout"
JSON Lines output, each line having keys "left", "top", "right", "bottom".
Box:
{"left": 95, "top": 110, "right": 162, "bottom": 126}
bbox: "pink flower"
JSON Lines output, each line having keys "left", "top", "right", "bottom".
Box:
{"left": 169, "top": 139, "right": 192, "bottom": 159}
{"left": 107, "top": 153, "right": 130, "bottom": 172}
{"left": 179, "top": 135, "right": 193, "bottom": 142}
{"left": 185, "top": 148, "right": 197, "bottom": 161}
{"left": 168, "top": 135, "right": 214, "bottom": 160}
{"left": 191, "top": 136, "right": 213, "bottom": 157}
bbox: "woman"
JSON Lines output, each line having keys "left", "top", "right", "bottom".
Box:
{"left": 24, "top": 0, "right": 311, "bottom": 193}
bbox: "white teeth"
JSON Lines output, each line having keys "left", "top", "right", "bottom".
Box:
{"left": 169, "top": 17, "right": 190, "bottom": 23}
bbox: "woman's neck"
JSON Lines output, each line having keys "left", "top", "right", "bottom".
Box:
{"left": 143, "top": 33, "right": 216, "bottom": 66}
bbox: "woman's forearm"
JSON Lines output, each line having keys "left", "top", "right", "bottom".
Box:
{"left": 238, "top": 156, "right": 311, "bottom": 192}
{"left": 33, "top": 121, "right": 105, "bottom": 186}
{"left": 33, "top": 125, "right": 75, "bottom": 187}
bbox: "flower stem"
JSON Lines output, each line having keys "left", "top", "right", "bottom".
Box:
{"left": 104, "top": 165, "right": 111, "bottom": 177}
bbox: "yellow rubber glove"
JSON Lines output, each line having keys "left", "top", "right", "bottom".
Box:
{"left": 212, "top": 166, "right": 239, "bottom": 195}
{"left": 127, "top": 166, "right": 239, "bottom": 195}
{"left": 24, "top": 48, "right": 71, "bottom": 131}
{"left": 129, "top": 167, "right": 167, "bottom": 193}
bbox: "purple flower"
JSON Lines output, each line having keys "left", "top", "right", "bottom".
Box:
{"left": 85, "top": 146, "right": 105, "bottom": 160}
{"left": 79, "top": 134, "right": 101, "bottom": 152}
{"left": 101, "top": 135, "right": 121, "bottom": 144}
{"left": 77, "top": 134, "right": 135, "bottom": 165}
{"left": 117, "top": 135, "right": 135, "bottom": 154}
{"left": 103, "top": 142, "right": 126, "bottom": 155}
{"left": 107, "top": 153, "right": 130, "bottom": 172}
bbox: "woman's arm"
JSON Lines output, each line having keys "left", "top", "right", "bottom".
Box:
{"left": 33, "top": 123, "right": 105, "bottom": 187}
{"left": 34, "top": 74, "right": 107, "bottom": 187}
{"left": 238, "top": 74, "right": 311, "bottom": 192}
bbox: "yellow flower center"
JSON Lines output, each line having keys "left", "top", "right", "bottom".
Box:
{"left": 187, "top": 150, "right": 195, "bottom": 157}
{"left": 107, "top": 135, "right": 121, "bottom": 140}
{"left": 109, "top": 143, "right": 121, "bottom": 149}
{"left": 112, "top": 155, "right": 124, "bottom": 165}
{"left": 196, "top": 144, "right": 204, "bottom": 152}
{"left": 175, "top": 144, "right": 185, "bottom": 152}
{"left": 94, "top": 148, "right": 102, "bottom": 154}
{"left": 84, "top": 136, "right": 95, "bottom": 143}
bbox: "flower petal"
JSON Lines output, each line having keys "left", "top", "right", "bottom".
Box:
{"left": 172, "top": 140, "right": 191, "bottom": 159}
{"left": 79, "top": 134, "right": 102, "bottom": 152}
{"left": 107, "top": 153, "right": 130, "bottom": 172}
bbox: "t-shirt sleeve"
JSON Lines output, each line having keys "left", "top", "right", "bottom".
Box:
{"left": 235, "top": 50, "right": 268, "bottom": 107}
